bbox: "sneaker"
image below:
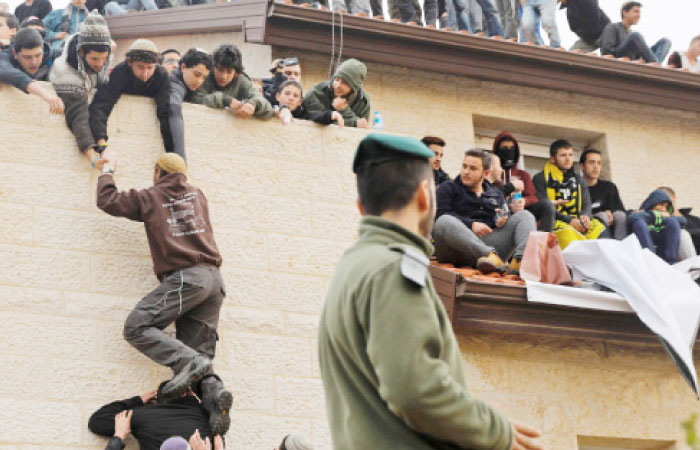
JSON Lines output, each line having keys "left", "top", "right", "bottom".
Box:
{"left": 476, "top": 252, "right": 506, "bottom": 274}
{"left": 161, "top": 355, "right": 213, "bottom": 400}
{"left": 201, "top": 378, "right": 234, "bottom": 436}
{"left": 507, "top": 258, "right": 521, "bottom": 276}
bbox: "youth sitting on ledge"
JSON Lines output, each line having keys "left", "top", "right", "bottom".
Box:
{"left": 433, "top": 148, "right": 536, "bottom": 275}
{"left": 533, "top": 139, "right": 606, "bottom": 249}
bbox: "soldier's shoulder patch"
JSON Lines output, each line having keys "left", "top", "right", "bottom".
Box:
{"left": 388, "top": 244, "right": 429, "bottom": 287}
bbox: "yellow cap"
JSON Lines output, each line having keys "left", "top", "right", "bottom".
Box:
{"left": 156, "top": 153, "right": 187, "bottom": 174}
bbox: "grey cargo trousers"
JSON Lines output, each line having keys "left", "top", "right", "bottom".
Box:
{"left": 124, "top": 264, "right": 225, "bottom": 373}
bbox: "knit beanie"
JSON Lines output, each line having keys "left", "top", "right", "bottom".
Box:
{"left": 127, "top": 38, "right": 159, "bottom": 62}
{"left": 156, "top": 153, "right": 187, "bottom": 174}
{"left": 333, "top": 58, "right": 366, "bottom": 93}
{"left": 160, "top": 437, "right": 191, "bottom": 450}
{"left": 281, "top": 433, "right": 314, "bottom": 450}
{"left": 78, "top": 11, "right": 111, "bottom": 50}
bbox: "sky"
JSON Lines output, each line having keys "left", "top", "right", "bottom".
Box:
{"left": 4, "top": 0, "right": 697, "bottom": 53}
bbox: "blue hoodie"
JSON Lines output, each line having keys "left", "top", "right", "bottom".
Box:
{"left": 629, "top": 189, "right": 686, "bottom": 231}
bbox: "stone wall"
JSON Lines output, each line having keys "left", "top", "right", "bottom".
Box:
{"left": 1, "top": 71, "right": 699, "bottom": 450}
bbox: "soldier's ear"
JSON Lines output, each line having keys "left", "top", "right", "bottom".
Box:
{"left": 356, "top": 198, "right": 365, "bottom": 216}
{"left": 416, "top": 179, "right": 430, "bottom": 213}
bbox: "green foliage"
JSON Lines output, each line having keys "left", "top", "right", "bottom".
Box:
{"left": 682, "top": 414, "right": 698, "bottom": 447}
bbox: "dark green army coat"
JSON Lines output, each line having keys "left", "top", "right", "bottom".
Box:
{"left": 318, "top": 216, "right": 512, "bottom": 450}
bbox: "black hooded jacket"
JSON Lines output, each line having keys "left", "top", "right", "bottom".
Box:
{"left": 563, "top": 0, "right": 611, "bottom": 44}
{"left": 88, "top": 395, "right": 212, "bottom": 450}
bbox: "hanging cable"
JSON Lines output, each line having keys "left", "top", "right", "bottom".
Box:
{"left": 329, "top": 6, "right": 336, "bottom": 79}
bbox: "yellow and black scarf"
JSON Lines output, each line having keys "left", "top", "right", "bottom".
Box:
{"left": 544, "top": 161, "right": 582, "bottom": 219}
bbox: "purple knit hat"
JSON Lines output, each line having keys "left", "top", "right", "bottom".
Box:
{"left": 160, "top": 437, "right": 191, "bottom": 450}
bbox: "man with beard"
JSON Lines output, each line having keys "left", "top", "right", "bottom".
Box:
{"left": 533, "top": 139, "right": 606, "bottom": 249}
{"left": 50, "top": 11, "right": 112, "bottom": 169}
{"left": 433, "top": 149, "right": 536, "bottom": 274}
{"left": 421, "top": 135, "right": 450, "bottom": 187}
{"left": 318, "top": 134, "right": 543, "bottom": 450}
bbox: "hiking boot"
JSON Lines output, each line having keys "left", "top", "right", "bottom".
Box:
{"left": 201, "top": 376, "right": 233, "bottom": 436}
{"left": 476, "top": 252, "right": 506, "bottom": 274}
{"left": 161, "top": 355, "right": 213, "bottom": 400}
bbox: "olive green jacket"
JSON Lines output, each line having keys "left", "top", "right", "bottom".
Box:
{"left": 303, "top": 58, "right": 370, "bottom": 127}
{"left": 318, "top": 216, "right": 512, "bottom": 450}
{"left": 191, "top": 72, "right": 273, "bottom": 118}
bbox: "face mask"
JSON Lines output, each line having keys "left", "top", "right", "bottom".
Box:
{"left": 498, "top": 147, "right": 517, "bottom": 170}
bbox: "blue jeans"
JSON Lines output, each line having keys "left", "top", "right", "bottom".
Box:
{"left": 631, "top": 217, "right": 681, "bottom": 264}
{"left": 446, "top": 0, "right": 502, "bottom": 35}
{"left": 104, "top": 0, "right": 157, "bottom": 14}
{"left": 521, "top": 0, "right": 560, "bottom": 47}
{"left": 615, "top": 32, "right": 671, "bottom": 63}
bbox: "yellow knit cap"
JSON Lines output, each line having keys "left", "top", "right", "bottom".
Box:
{"left": 156, "top": 153, "right": 187, "bottom": 174}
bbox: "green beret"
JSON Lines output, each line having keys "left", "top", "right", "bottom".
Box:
{"left": 352, "top": 133, "right": 435, "bottom": 174}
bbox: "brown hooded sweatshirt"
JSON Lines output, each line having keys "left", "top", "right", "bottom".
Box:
{"left": 97, "top": 173, "right": 222, "bottom": 279}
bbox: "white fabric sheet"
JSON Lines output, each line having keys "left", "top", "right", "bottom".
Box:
{"left": 561, "top": 235, "right": 700, "bottom": 395}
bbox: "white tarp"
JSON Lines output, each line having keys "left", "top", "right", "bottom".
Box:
{"left": 559, "top": 236, "right": 700, "bottom": 396}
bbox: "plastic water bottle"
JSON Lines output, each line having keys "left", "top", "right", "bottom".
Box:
{"left": 373, "top": 111, "right": 384, "bottom": 130}
{"left": 512, "top": 192, "right": 522, "bottom": 202}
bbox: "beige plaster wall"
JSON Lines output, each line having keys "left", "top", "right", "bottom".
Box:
{"left": 275, "top": 48, "right": 700, "bottom": 213}
{"left": 1, "top": 72, "right": 699, "bottom": 450}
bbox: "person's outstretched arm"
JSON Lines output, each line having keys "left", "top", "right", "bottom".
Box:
{"left": 88, "top": 396, "right": 142, "bottom": 437}
{"left": 167, "top": 76, "right": 187, "bottom": 159}
{"left": 96, "top": 173, "right": 145, "bottom": 221}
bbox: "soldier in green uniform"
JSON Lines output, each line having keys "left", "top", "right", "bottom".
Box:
{"left": 318, "top": 134, "right": 544, "bottom": 450}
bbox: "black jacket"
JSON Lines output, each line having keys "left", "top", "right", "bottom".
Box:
{"left": 587, "top": 179, "right": 625, "bottom": 215}
{"left": 433, "top": 168, "right": 450, "bottom": 187}
{"left": 563, "top": 0, "right": 610, "bottom": 44}
{"left": 14, "top": 0, "right": 53, "bottom": 22}
{"left": 88, "top": 395, "right": 212, "bottom": 450}
{"left": 0, "top": 45, "right": 52, "bottom": 92}
{"left": 89, "top": 61, "right": 173, "bottom": 152}
{"left": 436, "top": 176, "right": 505, "bottom": 230}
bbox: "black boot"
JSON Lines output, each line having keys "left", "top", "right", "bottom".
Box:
{"left": 200, "top": 374, "right": 233, "bottom": 437}
{"left": 161, "top": 354, "right": 213, "bottom": 400}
